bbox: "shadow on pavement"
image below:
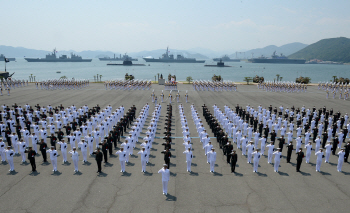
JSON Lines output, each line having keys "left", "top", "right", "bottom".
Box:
{"left": 170, "top": 172, "right": 177, "bottom": 177}
{"left": 213, "top": 172, "right": 223, "bottom": 176}
{"left": 320, "top": 171, "right": 331, "bottom": 175}
{"left": 7, "top": 171, "right": 18, "bottom": 175}
{"left": 51, "top": 171, "right": 62, "bottom": 176}
{"left": 98, "top": 172, "right": 108, "bottom": 177}
{"left": 233, "top": 172, "right": 243, "bottom": 176}
{"left": 29, "top": 171, "right": 40, "bottom": 176}
{"left": 166, "top": 194, "right": 177, "bottom": 201}
{"left": 74, "top": 171, "right": 82, "bottom": 175}
{"left": 257, "top": 172, "right": 267, "bottom": 177}
{"left": 83, "top": 161, "right": 91, "bottom": 166}
{"left": 144, "top": 171, "right": 153, "bottom": 176}
{"left": 190, "top": 172, "right": 199, "bottom": 176}
{"left": 300, "top": 171, "right": 311, "bottom": 176}
{"left": 278, "top": 171, "right": 289, "bottom": 176}
{"left": 104, "top": 162, "right": 114, "bottom": 167}
{"left": 122, "top": 172, "right": 132, "bottom": 176}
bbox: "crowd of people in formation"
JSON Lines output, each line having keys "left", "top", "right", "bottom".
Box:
{"left": 257, "top": 81, "right": 308, "bottom": 93}
{"left": 159, "top": 104, "right": 172, "bottom": 195}
{"left": 164, "top": 81, "right": 177, "bottom": 90}
{"left": 35, "top": 79, "right": 89, "bottom": 90}
{"left": 192, "top": 80, "right": 237, "bottom": 92}
{"left": 0, "top": 102, "right": 141, "bottom": 173}
{"left": 200, "top": 103, "right": 349, "bottom": 173}
{"left": 319, "top": 82, "right": 350, "bottom": 100}
{"left": 0, "top": 79, "right": 29, "bottom": 96}
{"left": 151, "top": 90, "right": 189, "bottom": 104}
{"left": 104, "top": 80, "right": 152, "bottom": 90}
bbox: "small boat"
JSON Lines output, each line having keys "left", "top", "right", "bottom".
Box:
{"left": 56, "top": 71, "right": 61, "bottom": 73}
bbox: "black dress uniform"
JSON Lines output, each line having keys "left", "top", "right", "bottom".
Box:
{"left": 101, "top": 142, "right": 108, "bottom": 163}
{"left": 93, "top": 150, "right": 103, "bottom": 173}
{"left": 162, "top": 149, "right": 172, "bottom": 169}
{"left": 286, "top": 143, "right": 293, "bottom": 163}
{"left": 344, "top": 143, "right": 350, "bottom": 162}
{"left": 27, "top": 149, "right": 37, "bottom": 172}
{"left": 296, "top": 150, "right": 304, "bottom": 172}
{"left": 230, "top": 152, "right": 238, "bottom": 173}
{"left": 39, "top": 141, "right": 47, "bottom": 162}
{"left": 224, "top": 143, "right": 233, "bottom": 163}
{"left": 278, "top": 137, "right": 285, "bottom": 152}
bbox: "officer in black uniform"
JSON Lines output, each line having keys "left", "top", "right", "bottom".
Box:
{"left": 286, "top": 142, "right": 293, "bottom": 163}
{"left": 39, "top": 139, "right": 47, "bottom": 162}
{"left": 296, "top": 148, "right": 304, "bottom": 172}
{"left": 26, "top": 147, "right": 37, "bottom": 172}
{"left": 229, "top": 150, "right": 237, "bottom": 173}
{"left": 92, "top": 148, "right": 103, "bottom": 173}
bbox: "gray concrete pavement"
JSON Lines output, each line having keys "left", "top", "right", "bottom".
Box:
{"left": 0, "top": 83, "right": 349, "bottom": 213}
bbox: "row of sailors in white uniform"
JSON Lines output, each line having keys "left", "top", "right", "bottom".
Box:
{"left": 0, "top": 105, "right": 124, "bottom": 132}
{"left": 116, "top": 104, "right": 161, "bottom": 173}
{"left": 212, "top": 106, "right": 347, "bottom": 172}
{"left": 2, "top": 109, "right": 128, "bottom": 155}
{"left": 215, "top": 104, "right": 349, "bottom": 139}
{"left": 0, "top": 103, "right": 161, "bottom": 173}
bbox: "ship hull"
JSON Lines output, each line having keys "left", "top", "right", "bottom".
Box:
{"left": 250, "top": 59, "right": 306, "bottom": 64}
{"left": 0, "top": 57, "right": 15, "bottom": 61}
{"left": 24, "top": 58, "right": 92, "bottom": 62}
{"left": 213, "top": 59, "right": 240, "bottom": 62}
{"left": 143, "top": 58, "right": 205, "bottom": 63}
{"left": 99, "top": 58, "right": 138, "bottom": 61}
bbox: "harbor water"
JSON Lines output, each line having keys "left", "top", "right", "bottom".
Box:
{"left": 1, "top": 58, "right": 349, "bottom": 82}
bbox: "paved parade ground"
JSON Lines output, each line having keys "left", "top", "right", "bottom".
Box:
{"left": 0, "top": 83, "right": 349, "bottom": 213}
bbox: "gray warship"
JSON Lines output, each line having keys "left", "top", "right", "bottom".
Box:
{"left": 143, "top": 47, "right": 205, "bottom": 63}
{"left": 24, "top": 49, "right": 92, "bottom": 62}
{"left": 99, "top": 53, "right": 138, "bottom": 61}
{"left": 0, "top": 54, "right": 15, "bottom": 61}
{"left": 213, "top": 55, "right": 240, "bottom": 62}
{"left": 248, "top": 51, "right": 305, "bottom": 64}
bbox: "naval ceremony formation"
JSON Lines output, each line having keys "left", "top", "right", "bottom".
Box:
{"left": 0, "top": 78, "right": 349, "bottom": 212}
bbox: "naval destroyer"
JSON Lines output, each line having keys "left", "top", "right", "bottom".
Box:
{"left": 99, "top": 53, "right": 138, "bottom": 61}
{"left": 0, "top": 54, "right": 15, "bottom": 61}
{"left": 24, "top": 49, "right": 92, "bottom": 62}
{"left": 143, "top": 47, "right": 205, "bottom": 63}
{"left": 248, "top": 51, "right": 305, "bottom": 64}
{"left": 213, "top": 55, "right": 240, "bottom": 62}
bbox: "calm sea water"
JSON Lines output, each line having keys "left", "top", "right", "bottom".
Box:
{"left": 1, "top": 58, "right": 349, "bottom": 82}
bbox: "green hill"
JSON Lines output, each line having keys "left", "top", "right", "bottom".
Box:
{"left": 289, "top": 37, "right": 350, "bottom": 62}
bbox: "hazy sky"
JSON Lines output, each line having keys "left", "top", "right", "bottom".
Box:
{"left": 1, "top": 0, "right": 349, "bottom": 53}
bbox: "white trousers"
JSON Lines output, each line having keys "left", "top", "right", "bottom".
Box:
{"left": 186, "top": 160, "right": 192, "bottom": 172}
{"left": 51, "top": 159, "right": 57, "bottom": 171}
{"left": 253, "top": 160, "right": 259, "bottom": 172}
{"left": 62, "top": 150, "right": 67, "bottom": 162}
{"left": 267, "top": 152, "right": 272, "bottom": 163}
{"left": 20, "top": 151, "right": 26, "bottom": 162}
{"left": 316, "top": 160, "right": 322, "bottom": 171}
{"left": 73, "top": 159, "right": 79, "bottom": 171}
{"left": 325, "top": 152, "right": 331, "bottom": 162}
{"left": 210, "top": 160, "right": 215, "bottom": 172}
{"left": 305, "top": 152, "right": 311, "bottom": 163}
{"left": 337, "top": 160, "right": 343, "bottom": 171}
{"left": 141, "top": 160, "right": 146, "bottom": 172}
{"left": 89, "top": 144, "right": 94, "bottom": 155}
{"left": 247, "top": 153, "right": 252, "bottom": 163}
{"left": 274, "top": 160, "right": 280, "bottom": 172}
{"left": 8, "top": 159, "right": 14, "bottom": 170}
{"left": 162, "top": 181, "right": 168, "bottom": 194}
{"left": 0, "top": 151, "right": 5, "bottom": 161}
{"left": 82, "top": 150, "right": 87, "bottom": 161}
{"left": 120, "top": 160, "right": 125, "bottom": 172}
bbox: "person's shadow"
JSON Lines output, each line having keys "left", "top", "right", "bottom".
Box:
{"left": 166, "top": 194, "right": 177, "bottom": 201}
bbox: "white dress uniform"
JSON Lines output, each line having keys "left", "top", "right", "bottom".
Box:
{"left": 57, "top": 141, "right": 68, "bottom": 162}
{"left": 208, "top": 150, "right": 217, "bottom": 172}
{"left": 85, "top": 136, "right": 94, "bottom": 155}
{"left": 273, "top": 151, "right": 282, "bottom": 172}
{"left": 115, "top": 150, "right": 127, "bottom": 172}
{"left": 29, "top": 134, "right": 39, "bottom": 152}
{"left": 337, "top": 150, "right": 345, "bottom": 172}
{"left": 78, "top": 141, "right": 88, "bottom": 162}
{"left": 137, "top": 149, "right": 148, "bottom": 172}
{"left": 252, "top": 151, "right": 262, "bottom": 172}
{"left": 183, "top": 150, "right": 193, "bottom": 172}
{"left": 47, "top": 149, "right": 58, "bottom": 172}
{"left": 0, "top": 141, "right": 6, "bottom": 161}
{"left": 315, "top": 150, "right": 324, "bottom": 172}
{"left": 18, "top": 141, "right": 27, "bottom": 162}
{"left": 324, "top": 143, "right": 332, "bottom": 163}
{"left": 266, "top": 143, "right": 274, "bottom": 164}
{"left": 158, "top": 166, "right": 170, "bottom": 195}
{"left": 246, "top": 143, "right": 254, "bottom": 163}
{"left": 121, "top": 142, "right": 131, "bottom": 162}
{"left": 305, "top": 143, "right": 313, "bottom": 163}
{"left": 69, "top": 150, "right": 79, "bottom": 172}
{"left": 5, "top": 148, "right": 15, "bottom": 171}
